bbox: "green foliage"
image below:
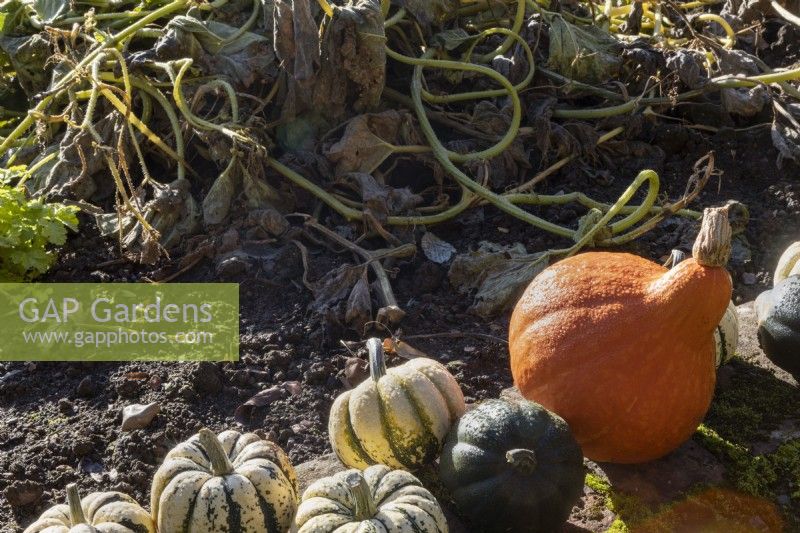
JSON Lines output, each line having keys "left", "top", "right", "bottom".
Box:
{"left": 0, "top": 185, "right": 78, "bottom": 280}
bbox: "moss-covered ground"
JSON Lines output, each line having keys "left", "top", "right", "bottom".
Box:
{"left": 583, "top": 358, "right": 800, "bottom": 532}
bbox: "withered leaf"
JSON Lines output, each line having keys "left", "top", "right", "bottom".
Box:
{"left": 421, "top": 231, "right": 456, "bottom": 264}
{"left": 345, "top": 271, "right": 372, "bottom": 332}
{"left": 310, "top": 263, "right": 363, "bottom": 314}
{"left": 548, "top": 15, "right": 622, "bottom": 84}
{"left": 203, "top": 161, "right": 238, "bottom": 226}
{"left": 397, "top": 0, "right": 457, "bottom": 30}
{"left": 273, "top": 0, "right": 319, "bottom": 82}
{"left": 432, "top": 28, "right": 477, "bottom": 51}
{"left": 338, "top": 173, "right": 423, "bottom": 219}
{"left": 342, "top": 356, "right": 369, "bottom": 388}
{"left": 311, "top": 0, "right": 386, "bottom": 122}
{"left": 449, "top": 242, "right": 549, "bottom": 317}
{"left": 234, "top": 381, "right": 302, "bottom": 424}
{"left": 326, "top": 111, "right": 420, "bottom": 175}
{"left": 721, "top": 86, "right": 770, "bottom": 117}
{"left": 772, "top": 117, "right": 800, "bottom": 166}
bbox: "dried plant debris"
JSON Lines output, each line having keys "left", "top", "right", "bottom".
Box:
{"left": 2, "top": 0, "right": 798, "bottom": 316}
{"left": 449, "top": 242, "right": 550, "bottom": 318}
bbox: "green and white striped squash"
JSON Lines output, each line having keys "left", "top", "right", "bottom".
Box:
{"left": 667, "top": 249, "right": 738, "bottom": 366}
{"left": 774, "top": 241, "right": 800, "bottom": 286}
{"left": 329, "top": 337, "right": 466, "bottom": 470}
{"left": 23, "top": 483, "right": 155, "bottom": 533}
{"left": 150, "top": 428, "right": 298, "bottom": 533}
{"left": 295, "top": 464, "right": 448, "bottom": 532}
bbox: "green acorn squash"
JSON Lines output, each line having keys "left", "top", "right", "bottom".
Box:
{"left": 439, "top": 398, "right": 584, "bottom": 533}
{"left": 756, "top": 274, "right": 800, "bottom": 379}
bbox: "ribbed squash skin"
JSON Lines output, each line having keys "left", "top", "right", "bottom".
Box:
{"left": 329, "top": 355, "right": 465, "bottom": 470}
{"left": 439, "top": 399, "right": 584, "bottom": 533}
{"left": 756, "top": 275, "right": 800, "bottom": 378}
{"left": 150, "top": 430, "right": 298, "bottom": 533}
{"left": 294, "top": 465, "right": 448, "bottom": 532}
{"left": 23, "top": 491, "right": 154, "bottom": 533}
{"left": 509, "top": 252, "right": 731, "bottom": 463}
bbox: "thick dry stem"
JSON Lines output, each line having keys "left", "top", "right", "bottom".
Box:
{"left": 506, "top": 449, "right": 538, "bottom": 475}
{"left": 693, "top": 207, "right": 732, "bottom": 267}
{"left": 198, "top": 429, "right": 234, "bottom": 477}
{"left": 367, "top": 337, "right": 387, "bottom": 382}
{"left": 346, "top": 471, "right": 377, "bottom": 521}
{"left": 66, "top": 484, "right": 87, "bottom": 526}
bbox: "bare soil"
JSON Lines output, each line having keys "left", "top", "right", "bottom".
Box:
{"left": 2, "top": 92, "right": 800, "bottom": 532}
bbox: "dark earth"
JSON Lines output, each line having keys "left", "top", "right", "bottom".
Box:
{"left": 3, "top": 27, "right": 800, "bottom": 533}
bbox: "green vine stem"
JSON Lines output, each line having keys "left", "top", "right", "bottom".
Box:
{"left": 385, "top": 46, "right": 524, "bottom": 163}
{"left": 86, "top": 59, "right": 156, "bottom": 235}
{"left": 422, "top": 27, "right": 535, "bottom": 104}
{"left": 128, "top": 76, "right": 189, "bottom": 181}
{"left": 475, "top": 0, "right": 526, "bottom": 62}
{"left": 159, "top": 59, "right": 248, "bottom": 142}
{"left": 399, "top": 47, "right": 577, "bottom": 237}
{"left": 0, "top": 0, "right": 191, "bottom": 155}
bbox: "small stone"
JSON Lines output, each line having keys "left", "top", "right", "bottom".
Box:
{"left": 58, "top": 399, "right": 74, "bottom": 415}
{"left": 217, "top": 228, "right": 240, "bottom": 254}
{"left": 4, "top": 480, "right": 43, "bottom": 507}
{"left": 304, "top": 362, "right": 331, "bottom": 385}
{"left": 215, "top": 251, "right": 252, "bottom": 278}
{"left": 115, "top": 379, "right": 140, "bottom": 399}
{"left": 194, "top": 362, "right": 223, "bottom": 395}
{"left": 121, "top": 402, "right": 160, "bottom": 431}
{"left": 76, "top": 377, "right": 95, "bottom": 398}
{"left": 111, "top": 482, "right": 135, "bottom": 494}
{"left": 72, "top": 439, "right": 94, "bottom": 457}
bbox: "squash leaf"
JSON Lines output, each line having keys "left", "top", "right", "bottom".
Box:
{"left": 397, "top": 0, "right": 457, "bottom": 29}
{"left": 29, "top": 0, "right": 68, "bottom": 23}
{"left": 547, "top": 15, "right": 622, "bottom": 84}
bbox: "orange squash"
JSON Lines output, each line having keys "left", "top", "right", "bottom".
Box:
{"left": 509, "top": 207, "right": 732, "bottom": 463}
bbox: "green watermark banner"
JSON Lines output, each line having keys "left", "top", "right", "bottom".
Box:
{"left": 0, "top": 283, "right": 239, "bottom": 361}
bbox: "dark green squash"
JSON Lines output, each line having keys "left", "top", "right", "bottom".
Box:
{"left": 439, "top": 398, "right": 584, "bottom": 533}
{"left": 756, "top": 274, "right": 800, "bottom": 379}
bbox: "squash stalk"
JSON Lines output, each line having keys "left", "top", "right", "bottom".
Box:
{"left": 66, "top": 484, "right": 87, "bottom": 526}
{"left": 198, "top": 428, "right": 234, "bottom": 476}
{"left": 506, "top": 449, "right": 538, "bottom": 474}
{"left": 346, "top": 471, "right": 376, "bottom": 521}
{"left": 367, "top": 337, "right": 387, "bottom": 381}
{"left": 692, "top": 207, "right": 731, "bottom": 267}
